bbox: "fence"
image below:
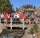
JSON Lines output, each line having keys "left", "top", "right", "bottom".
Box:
{"left": 0, "top": 17, "right": 39, "bottom": 30}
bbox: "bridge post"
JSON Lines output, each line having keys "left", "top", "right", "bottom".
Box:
{"left": 29, "top": 18, "right": 31, "bottom": 25}
{"left": 10, "top": 18, "right": 12, "bottom": 30}
{"left": 23, "top": 18, "right": 24, "bottom": 30}
{"left": 0, "top": 18, "right": 1, "bottom": 24}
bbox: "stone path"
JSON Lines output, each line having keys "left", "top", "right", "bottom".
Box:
{"left": 21, "top": 27, "right": 33, "bottom": 38}
{"left": 0, "top": 24, "right": 6, "bottom": 33}
{"left": 21, "top": 24, "right": 40, "bottom": 38}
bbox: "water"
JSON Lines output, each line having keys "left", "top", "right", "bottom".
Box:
{"left": 2, "top": 34, "right": 15, "bottom": 38}
{"left": 0, "top": 29, "right": 25, "bottom": 38}
{"left": 0, "top": 32, "right": 15, "bottom": 38}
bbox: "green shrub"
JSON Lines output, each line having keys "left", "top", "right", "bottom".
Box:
{"left": 30, "top": 24, "right": 39, "bottom": 34}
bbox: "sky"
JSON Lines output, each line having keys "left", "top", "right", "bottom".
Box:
{"left": 10, "top": 0, "right": 40, "bottom": 10}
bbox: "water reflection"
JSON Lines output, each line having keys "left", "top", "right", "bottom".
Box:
{"left": 2, "top": 34, "right": 15, "bottom": 38}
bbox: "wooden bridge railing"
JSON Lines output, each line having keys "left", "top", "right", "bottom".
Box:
{"left": 0, "top": 17, "right": 39, "bottom": 30}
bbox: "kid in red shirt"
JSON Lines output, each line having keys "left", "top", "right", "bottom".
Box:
{"left": 4, "top": 12, "right": 8, "bottom": 23}
{"left": 20, "top": 13, "right": 25, "bottom": 18}
{"left": 4, "top": 13, "right": 8, "bottom": 19}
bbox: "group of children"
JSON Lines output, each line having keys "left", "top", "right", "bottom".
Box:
{"left": 1, "top": 11, "right": 37, "bottom": 24}
{"left": 0, "top": 12, "right": 25, "bottom": 23}
{"left": 1, "top": 12, "right": 10, "bottom": 23}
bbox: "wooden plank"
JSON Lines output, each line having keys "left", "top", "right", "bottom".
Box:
{"left": 4, "top": 24, "right": 34, "bottom": 28}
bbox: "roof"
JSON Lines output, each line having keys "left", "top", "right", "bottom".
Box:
{"left": 35, "top": 8, "right": 40, "bottom": 14}
{"left": 18, "top": 7, "right": 25, "bottom": 12}
{"left": 24, "top": 8, "right": 34, "bottom": 11}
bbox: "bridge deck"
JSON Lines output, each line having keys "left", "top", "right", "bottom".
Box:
{"left": 3, "top": 24, "right": 34, "bottom": 28}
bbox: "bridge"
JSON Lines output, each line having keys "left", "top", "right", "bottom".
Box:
{"left": 0, "top": 17, "right": 39, "bottom": 30}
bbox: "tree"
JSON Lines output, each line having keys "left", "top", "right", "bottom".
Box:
{"left": 16, "top": 7, "right": 19, "bottom": 12}
{"left": 30, "top": 24, "right": 39, "bottom": 34}
{"left": 22, "top": 4, "right": 36, "bottom": 9}
{"left": 33, "top": 6, "right": 36, "bottom": 9}
{"left": 0, "top": 0, "right": 14, "bottom": 12}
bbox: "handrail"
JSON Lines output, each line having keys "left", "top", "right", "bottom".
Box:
{"left": 0, "top": 17, "right": 39, "bottom": 30}
{"left": 0, "top": 17, "right": 38, "bottom": 24}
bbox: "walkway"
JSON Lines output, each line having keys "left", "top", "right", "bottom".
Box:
{"left": 21, "top": 27, "right": 32, "bottom": 38}
{"left": 21, "top": 24, "right": 40, "bottom": 38}
{"left": 0, "top": 24, "right": 6, "bottom": 33}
